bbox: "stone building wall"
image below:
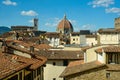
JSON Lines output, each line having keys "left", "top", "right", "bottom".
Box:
{"left": 65, "top": 66, "right": 120, "bottom": 80}
{"left": 106, "top": 71, "right": 120, "bottom": 80}
{"left": 115, "top": 17, "right": 120, "bottom": 29}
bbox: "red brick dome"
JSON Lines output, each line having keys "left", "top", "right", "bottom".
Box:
{"left": 57, "top": 15, "right": 73, "bottom": 33}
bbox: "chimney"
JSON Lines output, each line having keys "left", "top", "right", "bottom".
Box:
{"left": 30, "top": 46, "right": 34, "bottom": 53}
{"left": 2, "top": 40, "right": 8, "bottom": 53}
{"left": 11, "top": 55, "right": 18, "bottom": 62}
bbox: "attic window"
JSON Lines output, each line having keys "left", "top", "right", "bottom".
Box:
{"left": 53, "top": 62, "right": 56, "bottom": 66}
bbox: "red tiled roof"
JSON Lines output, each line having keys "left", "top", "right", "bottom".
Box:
{"left": 0, "top": 48, "right": 47, "bottom": 79}
{"left": 60, "top": 61, "right": 105, "bottom": 77}
{"left": 107, "top": 64, "right": 120, "bottom": 71}
{"left": 0, "top": 32, "right": 14, "bottom": 38}
{"left": 38, "top": 50, "right": 84, "bottom": 60}
{"left": 16, "top": 54, "right": 47, "bottom": 70}
{"left": 98, "top": 28, "right": 118, "bottom": 33}
{"left": 68, "top": 60, "right": 84, "bottom": 67}
{"left": 34, "top": 44, "right": 52, "bottom": 50}
{"left": 95, "top": 46, "right": 120, "bottom": 53}
{"left": 0, "top": 52, "right": 29, "bottom": 79}
{"left": 42, "top": 32, "right": 60, "bottom": 38}
{"left": 71, "top": 32, "right": 80, "bottom": 35}
{"left": 22, "top": 37, "right": 41, "bottom": 44}
{"left": 81, "top": 46, "right": 92, "bottom": 52}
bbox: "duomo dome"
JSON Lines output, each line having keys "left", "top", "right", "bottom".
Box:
{"left": 57, "top": 15, "right": 74, "bottom": 34}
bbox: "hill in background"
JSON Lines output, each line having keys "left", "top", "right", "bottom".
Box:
{"left": 0, "top": 26, "right": 11, "bottom": 35}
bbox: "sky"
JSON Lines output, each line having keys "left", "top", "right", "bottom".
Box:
{"left": 0, "top": 0, "right": 120, "bottom": 32}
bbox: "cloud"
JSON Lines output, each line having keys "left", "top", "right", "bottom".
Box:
{"left": 21, "top": 10, "right": 38, "bottom": 16}
{"left": 28, "top": 19, "right": 34, "bottom": 23}
{"left": 69, "top": 20, "right": 77, "bottom": 25}
{"left": 82, "top": 24, "right": 96, "bottom": 30}
{"left": 45, "top": 17, "right": 61, "bottom": 27}
{"left": 74, "top": 27, "right": 81, "bottom": 31}
{"left": 45, "top": 21, "right": 59, "bottom": 27}
{"left": 105, "top": 7, "right": 120, "bottom": 15}
{"left": 88, "top": 0, "right": 114, "bottom": 8}
{"left": 44, "top": 18, "right": 78, "bottom": 28}
{"left": 2, "top": 0, "right": 17, "bottom": 6}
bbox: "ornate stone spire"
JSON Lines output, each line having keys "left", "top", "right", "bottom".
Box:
{"left": 64, "top": 14, "right": 67, "bottom": 20}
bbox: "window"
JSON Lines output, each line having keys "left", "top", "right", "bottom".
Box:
{"left": 50, "top": 37, "right": 52, "bottom": 40}
{"left": 8, "top": 75, "right": 18, "bottom": 80}
{"left": 76, "top": 38, "right": 78, "bottom": 41}
{"left": 63, "top": 60, "right": 68, "bottom": 66}
{"left": 53, "top": 62, "right": 56, "bottom": 66}
{"left": 37, "top": 67, "right": 41, "bottom": 76}
{"left": 106, "top": 73, "right": 110, "bottom": 78}
{"left": 19, "top": 72, "right": 22, "bottom": 80}
{"left": 73, "top": 38, "right": 75, "bottom": 41}
{"left": 34, "top": 70, "right": 36, "bottom": 77}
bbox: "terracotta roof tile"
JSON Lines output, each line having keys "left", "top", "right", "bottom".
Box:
{"left": 60, "top": 61, "right": 105, "bottom": 77}
{"left": 38, "top": 50, "right": 84, "bottom": 60}
{"left": 34, "top": 44, "right": 52, "bottom": 50}
{"left": 0, "top": 48, "right": 47, "bottom": 79}
{"left": 98, "top": 28, "right": 118, "bottom": 33}
{"left": 16, "top": 54, "right": 47, "bottom": 70}
{"left": 71, "top": 32, "right": 80, "bottom": 35}
{"left": 68, "top": 60, "right": 84, "bottom": 67}
{"left": 42, "top": 32, "right": 60, "bottom": 38}
{"left": 95, "top": 46, "right": 120, "bottom": 53}
{"left": 107, "top": 64, "right": 120, "bottom": 71}
{"left": 0, "top": 52, "right": 29, "bottom": 79}
{"left": 81, "top": 46, "right": 92, "bottom": 52}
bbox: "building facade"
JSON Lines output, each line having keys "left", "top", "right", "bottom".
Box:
{"left": 11, "top": 18, "right": 38, "bottom": 31}
{"left": 115, "top": 17, "right": 120, "bottom": 30}
{"left": 38, "top": 50, "right": 84, "bottom": 80}
{"left": 70, "top": 32, "right": 80, "bottom": 44}
{"left": 60, "top": 46, "right": 120, "bottom": 80}
{"left": 86, "top": 35, "right": 97, "bottom": 46}
{"left": 98, "top": 29, "right": 120, "bottom": 45}
{"left": 41, "top": 32, "right": 60, "bottom": 47}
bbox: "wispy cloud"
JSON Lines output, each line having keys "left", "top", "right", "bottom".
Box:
{"left": 21, "top": 10, "right": 38, "bottom": 16}
{"left": 69, "top": 20, "right": 77, "bottom": 25}
{"left": 44, "top": 18, "right": 77, "bottom": 28}
{"left": 74, "top": 27, "right": 81, "bottom": 31}
{"left": 2, "top": 0, "right": 17, "bottom": 6}
{"left": 88, "top": 0, "right": 114, "bottom": 8}
{"left": 45, "top": 17, "right": 61, "bottom": 27}
{"left": 45, "top": 22, "right": 57, "bottom": 27}
{"left": 105, "top": 7, "right": 120, "bottom": 15}
{"left": 28, "top": 19, "right": 34, "bottom": 23}
{"left": 82, "top": 24, "right": 96, "bottom": 30}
